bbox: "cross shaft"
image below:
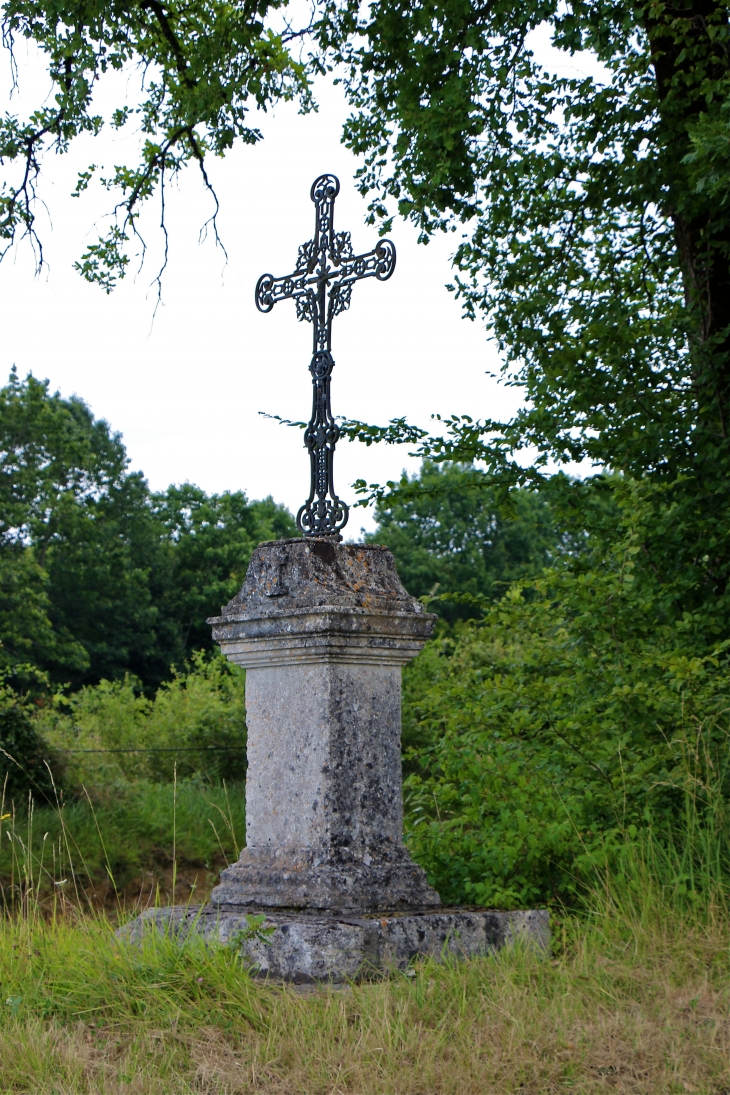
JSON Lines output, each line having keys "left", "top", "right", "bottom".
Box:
{"left": 255, "top": 173, "right": 396, "bottom": 539}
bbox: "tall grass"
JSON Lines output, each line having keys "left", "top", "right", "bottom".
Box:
{"left": 0, "top": 777, "right": 245, "bottom": 912}
{"left": 1, "top": 654, "right": 249, "bottom": 914}
{"left": 587, "top": 716, "right": 730, "bottom": 937}
{"left": 0, "top": 867, "right": 728, "bottom": 1094}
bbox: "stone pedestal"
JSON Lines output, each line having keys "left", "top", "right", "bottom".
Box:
{"left": 207, "top": 537, "right": 440, "bottom": 915}
{"left": 122, "top": 906, "right": 550, "bottom": 984}
{"left": 121, "top": 537, "right": 549, "bottom": 980}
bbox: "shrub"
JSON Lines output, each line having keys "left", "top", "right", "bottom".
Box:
{"left": 35, "top": 652, "right": 246, "bottom": 791}
{"left": 402, "top": 481, "right": 730, "bottom": 909}
{"left": 0, "top": 695, "right": 59, "bottom": 807}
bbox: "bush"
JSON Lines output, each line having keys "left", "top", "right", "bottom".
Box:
{"left": 401, "top": 480, "right": 730, "bottom": 909}
{"left": 35, "top": 652, "right": 246, "bottom": 791}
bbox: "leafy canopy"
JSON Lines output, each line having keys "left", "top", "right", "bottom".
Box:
{"left": 320, "top": 0, "right": 730, "bottom": 677}
{"left": 368, "top": 460, "right": 562, "bottom": 621}
{"left": 330, "top": 0, "right": 730, "bottom": 488}
{"left": 3, "top": 0, "right": 728, "bottom": 489}
{"left": 0, "top": 0, "right": 314, "bottom": 289}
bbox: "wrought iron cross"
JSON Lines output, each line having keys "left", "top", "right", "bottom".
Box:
{"left": 255, "top": 173, "right": 396, "bottom": 539}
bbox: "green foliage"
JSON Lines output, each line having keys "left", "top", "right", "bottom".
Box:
{"left": 326, "top": 0, "right": 730, "bottom": 906}
{"left": 328, "top": 4, "right": 730, "bottom": 708}
{"left": 0, "top": 689, "right": 58, "bottom": 806}
{"left": 155, "top": 484, "right": 295, "bottom": 656}
{"left": 0, "top": 370, "right": 295, "bottom": 690}
{"left": 0, "top": 544, "right": 86, "bottom": 675}
{"left": 0, "top": 0, "right": 313, "bottom": 284}
{"left": 0, "top": 367, "right": 170, "bottom": 685}
{"left": 46, "top": 472, "right": 176, "bottom": 690}
{"left": 0, "top": 655, "right": 247, "bottom": 900}
{"left": 368, "top": 460, "right": 562, "bottom": 620}
{"left": 402, "top": 477, "right": 730, "bottom": 908}
{"left": 4, "top": 1, "right": 730, "bottom": 922}
{"left": 0, "top": 365, "right": 128, "bottom": 544}
{"left": 331, "top": 1, "right": 730, "bottom": 486}
{"left": 37, "top": 652, "right": 247, "bottom": 788}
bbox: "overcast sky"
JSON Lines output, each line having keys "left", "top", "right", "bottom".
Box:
{"left": 0, "top": 30, "right": 600, "bottom": 536}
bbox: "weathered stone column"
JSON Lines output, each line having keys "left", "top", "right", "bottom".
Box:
{"left": 207, "top": 537, "right": 440, "bottom": 915}
{"left": 123, "top": 534, "right": 549, "bottom": 980}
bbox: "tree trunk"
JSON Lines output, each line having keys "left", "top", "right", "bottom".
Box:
{"left": 645, "top": 0, "right": 730, "bottom": 448}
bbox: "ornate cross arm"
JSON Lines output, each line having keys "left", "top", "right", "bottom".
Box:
{"left": 335, "top": 240, "right": 396, "bottom": 284}
{"left": 254, "top": 174, "right": 396, "bottom": 540}
{"left": 255, "top": 270, "right": 308, "bottom": 313}
{"left": 255, "top": 242, "right": 396, "bottom": 350}
{"left": 327, "top": 241, "right": 396, "bottom": 333}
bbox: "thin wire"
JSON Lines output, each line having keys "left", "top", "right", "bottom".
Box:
{"left": 51, "top": 746, "right": 247, "bottom": 754}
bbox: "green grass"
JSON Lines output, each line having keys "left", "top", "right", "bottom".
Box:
{"left": 0, "top": 796, "right": 729, "bottom": 1093}
{"left": 1, "top": 714, "right": 729, "bottom": 1092}
{"left": 0, "top": 780, "right": 246, "bottom": 911}
{"left": 0, "top": 889, "right": 728, "bottom": 1094}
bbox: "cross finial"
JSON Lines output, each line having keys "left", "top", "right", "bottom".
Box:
{"left": 255, "top": 173, "right": 396, "bottom": 539}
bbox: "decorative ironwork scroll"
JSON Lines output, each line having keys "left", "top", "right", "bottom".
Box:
{"left": 255, "top": 174, "right": 396, "bottom": 539}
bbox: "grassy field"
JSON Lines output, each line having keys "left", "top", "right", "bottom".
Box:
{"left": 0, "top": 885, "right": 728, "bottom": 1094}
{"left": 2, "top": 751, "right": 729, "bottom": 1092}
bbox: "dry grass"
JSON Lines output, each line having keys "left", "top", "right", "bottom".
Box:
{"left": 1, "top": 901, "right": 729, "bottom": 1094}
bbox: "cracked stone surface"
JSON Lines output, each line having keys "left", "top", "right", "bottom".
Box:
{"left": 121, "top": 906, "right": 550, "bottom": 984}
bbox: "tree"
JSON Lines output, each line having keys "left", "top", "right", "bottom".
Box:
{"left": 154, "top": 483, "right": 295, "bottom": 656}
{"left": 4, "top": 0, "right": 728, "bottom": 489}
{"left": 0, "top": 368, "right": 180, "bottom": 686}
{"left": 368, "top": 460, "right": 562, "bottom": 621}
{"left": 332, "top": 0, "right": 730, "bottom": 479}
{"left": 0, "top": 366, "right": 128, "bottom": 550}
{"left": 0, "top": 544, "right": 86, "bottom": 676}
{"left": 44, "top": 470, "right": 176, "bottom": 689}
{"left": 0, "top": 0, "right": 314, "bottom": 290}
{"left": 4, "top": 1, "right": 730, "bottom": 485}
{"left": 0, "top": 366, "right": 136, "bottom": 680}
{"left": 321, "top": 0, "right": 730, "bottom": 662}
{"left": 320, "top": 0, "right": 730, "bottom": 899}
{"left": 0, "top": 371, "right": 295, "bottom": 688}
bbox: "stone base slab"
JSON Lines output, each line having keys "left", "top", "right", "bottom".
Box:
{"left": 120, "top": 905, "right": 549, "bottom": 984}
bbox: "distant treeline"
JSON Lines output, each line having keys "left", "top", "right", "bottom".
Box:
{"left": 0, "top": 369, "right": 556, "bottom": 693}
{"left": 0, "top": 369, "right": 295, "bottom": 692}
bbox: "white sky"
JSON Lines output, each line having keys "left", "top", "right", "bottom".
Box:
{"left": 0, "top": 29, "right": 602, "bottom": 536}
